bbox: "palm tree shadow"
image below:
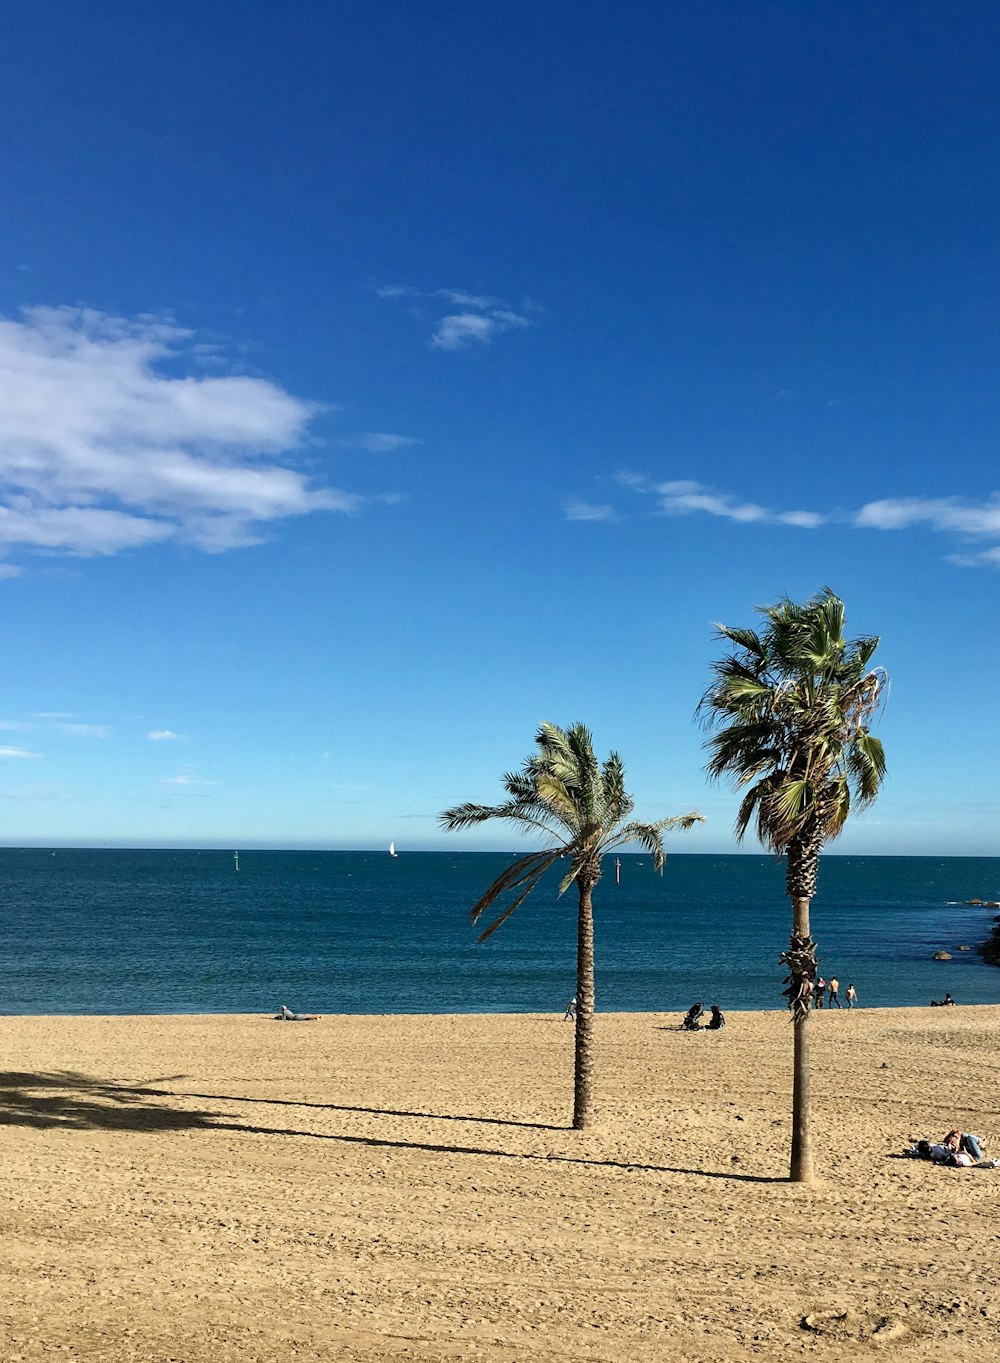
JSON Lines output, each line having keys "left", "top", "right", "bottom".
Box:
{"left": 0, "top": 1070, "right": 226, "bottom": 1133}
{"left": 202, "top": 1120, "right": 783, "bottom": 1183}
{"left": 130, "top": 1086, "right": 568, "bottom": 1132}
{"left": 0, "top": 1070, "right": 783, "bottom": 1182}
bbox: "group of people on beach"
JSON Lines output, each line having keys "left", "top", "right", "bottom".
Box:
{"left": 681, "top": 1002, "right": 725, "bottom": 1031}
{"left": 809, "top": 976, "right": 857, "bottom": 1008}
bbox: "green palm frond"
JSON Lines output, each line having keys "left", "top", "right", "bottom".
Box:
{"left": 847, "top": 732, "right": 886, "bottom": 804}
{"left": 468, "top": 849, "right": 564, "bottom": 941}
{"left": 441, "top": 720, "right": 701, "bottom": 937}
{"left": 701, "top": 590, "right": 887, "bottom": 856}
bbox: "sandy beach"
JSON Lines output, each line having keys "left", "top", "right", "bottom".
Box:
{"left": 1, "top": 1006, "right": 997, "bottom": 1363}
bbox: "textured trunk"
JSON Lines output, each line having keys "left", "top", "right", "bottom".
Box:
{"left": 572, "top": 864, "right": 599, "bottom": 1129}
{"left": 789, "top": 891, "right": 815, "bottom": 1183}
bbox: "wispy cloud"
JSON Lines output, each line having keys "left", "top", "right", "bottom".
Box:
{"left": 648, "top": 479, "right": 825, "bottom": 528}
{"left": 148, "top": 729, "right": 183, "bottom": 742}
{"left": 854, "top": 495, "right": 1000, "bottom": 536}
{"left": 338, "top": 432, "right": 423, "bottom": 454}
{"left": 598, "top": 475, "right": 1000, "bottom": 568}
{"left": 564, "top": 498, "right": 617, "bottom": 523}
{"left": 0, "top": 306, "right": 361, "bottom": 567}
{"left": 9, "top": 713, "right": 110, "bottom": 737}
{"left": 0, "top": 745, "right": 41, "bottom": 759}
{"left": 377, "top": 285, "right": 533, "bottom": 351}
{"left": 160, "top": 773, "right": 215, "bottom": 787}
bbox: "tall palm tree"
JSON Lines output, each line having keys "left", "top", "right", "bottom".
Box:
{"left": 698, "top": 589, "right": 887, "bottom": 1182}
{"left": 440, "top": 721, "right": 702, "bottom": 1129}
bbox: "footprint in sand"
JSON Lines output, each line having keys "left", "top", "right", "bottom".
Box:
{"left": 801, "top": 1309, "right": 906, "bottom": 1344}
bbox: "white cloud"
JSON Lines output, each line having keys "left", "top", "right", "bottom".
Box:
{"left": 161, "top": 774, "right": 215, "bottom": 786}
{"left": 378, "top": 284, "right": 533, "bottom": 351}
{"left": 855, "top": 496, "right": 1000, "bottom": 535}
{"left": 564, "top": 498, "right": 617, "bottom": 522}
{"left": 57, "top": 723, "right": 109, "bottom": 738}
{"left": 340, "top": 432, "right": 423, "bottom": 454}
{"left": 148, "top": 729, "right": 182, "bottom": 741}
{"left": 776, "top": 510, "right": 825, "bottom": 529}
{"left": 619, "top": 475, "right": 1000, "bottom": 569}
{"left": 431, "top": 308, "right": 530, "bottom": 352}
{"left": 651, "top": 479, "right": 822, "bottom": 528}
{"left": 0, "top": 745, "right": 41, "bottom": 758}
{"left": 0, "top": 305, "right": 360, "bottom": 565}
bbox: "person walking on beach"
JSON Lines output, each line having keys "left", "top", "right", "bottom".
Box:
{"left": 846, "top": 982, "right": 858, "bottom": 1008}
{"left": 827, "top": 976, "right": 842, "bottom": 1008}
{"left": 563, "top": 996, "right": 577, "bottom": 1021}
{"left": 814, "top": 977, "right": 826, "bottom": 1009}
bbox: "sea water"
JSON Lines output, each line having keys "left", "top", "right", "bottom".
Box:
{"left": 1, "top": 849, "right": 998, "bottom": 1015}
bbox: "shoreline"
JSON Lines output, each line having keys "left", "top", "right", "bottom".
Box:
{"left": 0, "top": 1000, "right": 991, "bottom": 1019}
{"left": 2, "top": 1007, "right": 998, "bottom": 1361}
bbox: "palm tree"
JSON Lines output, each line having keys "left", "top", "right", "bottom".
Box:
{"left": 698, "top": 588, "right": 887, "bottom": 1182}
{"left": 440, "top": 721, "right": 702, "bottom": 1129}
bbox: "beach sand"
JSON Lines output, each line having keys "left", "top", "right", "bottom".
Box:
{"left": 1, "top": 1006, "right": 997, "bottom": 1362}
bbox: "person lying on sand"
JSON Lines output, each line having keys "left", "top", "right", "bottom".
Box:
{"left": 905, "top": 1134, "right": 997, "bottom": 1167}
{"left": 930, "top": 993, "right": 957, "bottom": 1007}
{"left": 275, "top": 1004, "right": 321, "bottom": 1021}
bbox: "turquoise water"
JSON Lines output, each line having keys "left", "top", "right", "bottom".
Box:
{"left": 1, "top": 849, "right": 998, "bottom": 1015}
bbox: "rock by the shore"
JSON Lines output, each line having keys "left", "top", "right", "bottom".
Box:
{"left": 933, "top": 950, "right": 953, "bottom": 960}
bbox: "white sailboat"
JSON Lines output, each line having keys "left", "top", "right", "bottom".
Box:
{"left": 389, "top": 841, "right": 398, "bottom": 858}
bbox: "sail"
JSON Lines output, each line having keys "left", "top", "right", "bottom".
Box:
{"left": 389, "top": 841, "right": 397, "bottom": 857}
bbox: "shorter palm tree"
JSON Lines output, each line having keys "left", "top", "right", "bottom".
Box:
{"left": 440, "top": 721, "right": 702, "bottom": 1129}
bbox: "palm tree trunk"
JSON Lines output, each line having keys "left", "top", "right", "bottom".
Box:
{"left": 572, "top": 880, "right": 596, "bottom": 1129}
{"left": 789, "top": 893, "right": 815, "bottom": 1183}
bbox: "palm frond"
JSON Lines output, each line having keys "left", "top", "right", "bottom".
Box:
{"left": 700, "top": 590, "right": 887, "bottom": 855}
{"left": 441, "top": 719, "right": 700, "bottom": 940}
{"left": 469, "top": 848, "right": 563, "bottom": 941}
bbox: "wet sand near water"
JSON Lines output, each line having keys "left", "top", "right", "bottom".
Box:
{"left": 1, "top": 1007, "right": 997, "bottom": 1362}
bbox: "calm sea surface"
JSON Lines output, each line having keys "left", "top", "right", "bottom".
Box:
{"left": 1, "top": 850, "right": 999, "bottom": 1016}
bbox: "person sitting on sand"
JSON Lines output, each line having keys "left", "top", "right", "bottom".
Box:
{"left": 276, "top": 1004, "right": 320, "bottom": 1021}
{"left": 681, "top": 1002, "right": 704, "bottom": 1031}
{"left": 931, "top": 992, "right": 957, "bottom": 1007}
{"left": 707, "top": 1005, "right": 726, "bottom": 1030}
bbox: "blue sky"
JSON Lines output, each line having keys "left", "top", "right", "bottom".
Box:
{"left": 0, "top": 1, "right": 997, "bottom": 854}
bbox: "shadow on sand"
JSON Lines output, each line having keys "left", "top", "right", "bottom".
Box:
{"left": 0, "top": 1070, "right": 782, "bottom": 1184}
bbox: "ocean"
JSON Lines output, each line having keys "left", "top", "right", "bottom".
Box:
{"left": 1, "top": 849, "right": 998, "bottom": 1016}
